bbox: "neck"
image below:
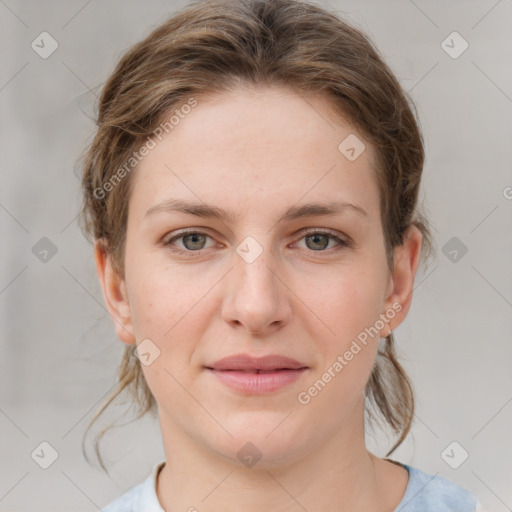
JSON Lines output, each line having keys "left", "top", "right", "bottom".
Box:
{"left": 156, "top": 399, "right": 387, "bottom": 512}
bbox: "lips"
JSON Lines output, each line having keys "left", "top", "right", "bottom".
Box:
{"left": 205, "top": 354, "right": 309, "bottom": 394}
{"left": 206, "top": 353, "right": 308, "bottom": 372}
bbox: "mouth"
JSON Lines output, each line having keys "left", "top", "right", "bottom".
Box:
{"left": 205, "top": 366, "right": 308, "bottom": 394}
{"left": 205, "top": 367, "right": 307, "bottom": 373}
{"left": 206, "top": 353, "right": 309, "bottom": 372}
{"left": 204, "top": 353, "right": 309, "bottom": 394}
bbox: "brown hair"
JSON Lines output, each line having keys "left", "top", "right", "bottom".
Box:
{"left": 78, "top": 0, "right": 435, "bottom": 471}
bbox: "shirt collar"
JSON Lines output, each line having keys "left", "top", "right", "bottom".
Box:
{"left": 138, "top": 460, "right": 166, "bottom": 511}
{"left": 139, "top": 459, "right": 416, "bottom": 511}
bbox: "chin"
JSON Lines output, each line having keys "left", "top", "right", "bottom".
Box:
{"left": 209, "top": 412, "right": 308, "bottom": 468}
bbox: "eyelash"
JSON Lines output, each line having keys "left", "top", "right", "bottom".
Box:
{"left": 162, "top": 228, "right": 351, "bottom": 257}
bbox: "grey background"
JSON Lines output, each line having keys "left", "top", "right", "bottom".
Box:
{"left": 1, "top": 0, "right": 511, "bottom": 510}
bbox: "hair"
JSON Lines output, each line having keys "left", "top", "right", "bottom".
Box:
{"left": 78, "top": 0, "right": 435, "bottom": 472}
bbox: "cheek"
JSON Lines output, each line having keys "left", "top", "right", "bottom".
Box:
{"left": 310, "top": 266, "right": 386, "bottom": 344}
{"left": 126, "top": 259, "right": 218, "bottom": 379}
{"left": 127, "top": 256, "right": 201, "bottom": 336}
{"left": 127, "top": 264, "right": 207, "bottom": 405}
{"left": 298, "top": 274, "right": 383, "bottom": 414}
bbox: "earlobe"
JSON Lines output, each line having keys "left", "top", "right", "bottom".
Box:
{"left": 94, "top": 239, "right": 136, "bottom": 345}
{"left": 380, "top": 225, "right": 423, "bottom": 336}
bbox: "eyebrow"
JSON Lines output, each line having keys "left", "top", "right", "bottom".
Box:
{"left": 144, "top": 198, "right": 368, "bottom": 223}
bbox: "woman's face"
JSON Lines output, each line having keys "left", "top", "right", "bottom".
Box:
{"left": 97, "top": 85, "right": 420, "bottom": 467}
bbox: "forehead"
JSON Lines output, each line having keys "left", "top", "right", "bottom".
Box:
{"left": 129, "top": 85, "right": 380, "bottom": 223}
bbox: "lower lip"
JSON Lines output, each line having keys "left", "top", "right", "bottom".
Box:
{"left": 207, "top": 368, "right": 308, "bottom": 394}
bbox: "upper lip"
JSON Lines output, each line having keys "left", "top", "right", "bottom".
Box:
{"left": 206, "top": 354, "right": 308, "bottom": 371}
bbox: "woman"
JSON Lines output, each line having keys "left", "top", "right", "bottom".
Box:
{"left": 78, "top": 0, "right": 485, "bottom": 509}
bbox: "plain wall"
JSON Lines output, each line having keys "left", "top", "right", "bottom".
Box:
{"left": 0, "top": 0, "right": 511, "bottom": 510}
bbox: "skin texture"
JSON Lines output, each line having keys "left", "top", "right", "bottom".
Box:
{"left": 95, "top": 85, "right": 422, "bottom": 511}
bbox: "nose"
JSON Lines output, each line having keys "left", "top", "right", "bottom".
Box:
{"left": 221, "top": 243, "right": 292, "bottom": 336}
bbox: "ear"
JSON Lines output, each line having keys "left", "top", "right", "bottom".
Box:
{"left": 380, "top": 225, "right": 423, "bottom": 337}
{"left": 94, "top": 239, "right": 136, "bottom": 345}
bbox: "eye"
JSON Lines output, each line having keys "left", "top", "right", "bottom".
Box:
{"left": 163, "top": 230, "right": 216, "bottom": 255}
{"left": 163, "top": 228, "right": 351, "bottom": 257}
{"left": 294, "top": 229, "right": 351, "bottom": 252}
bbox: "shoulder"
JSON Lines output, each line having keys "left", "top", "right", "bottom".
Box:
{"left": 397, "top": 464, "right": 480, "bottom": 511}
{"left": 101, "top": 461, "right": 166, "bottom": 512}
{"left": 102, "top": 482, "right": 144, "bottom": 512}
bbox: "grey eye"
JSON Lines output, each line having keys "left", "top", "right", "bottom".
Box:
{"left": 181, "top": 233, "right": 208, "bottom": 250}
{"left": 305, "top": 233, "right": 331, "bottom": 251}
